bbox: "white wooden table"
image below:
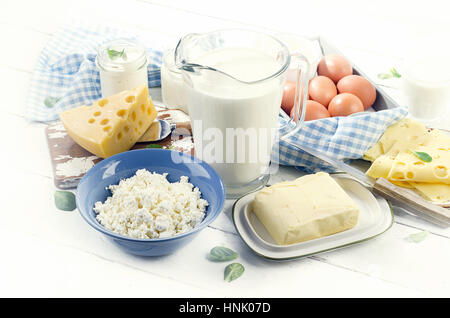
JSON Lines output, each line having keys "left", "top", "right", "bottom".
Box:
{"left": 1, "top": 0, "right": 449, "bottom": 298}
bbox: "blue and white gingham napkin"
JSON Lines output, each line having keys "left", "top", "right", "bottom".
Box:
{"left": 26, "top": 23, "right": 163, "bottom": 122}
{"left": 272, "top": 107, "right": 408, "bottom": 172}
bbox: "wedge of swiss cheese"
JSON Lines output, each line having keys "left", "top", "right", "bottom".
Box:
{"left": 59, "top": 85, "right": 157, "bottom": 158}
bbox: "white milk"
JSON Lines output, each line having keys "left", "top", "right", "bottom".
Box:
{"left": 185, "top": 48, "right": 284, "bottom": 185}
{"left": 402, "top": 57, "right": 450, "bottom": 120}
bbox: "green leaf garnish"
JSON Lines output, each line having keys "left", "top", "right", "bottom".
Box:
{"left": 409, "top": 149, "right": 432, "bottom": 162}
{"left": 209, "top": 246, "right": 238, "bottom": 262}
{"left": 406, "top": 230, "right": 428, "bottom": 243}
{"left": 390, "top": 67, "right": 401, "bottom": 78}
{"left": 377, "top": 67, "right": 401, "bottom": 80}
{"left": 107, "top": 48, "right": 126, "bottom": 60}
{"left": 377, "top": 73, "right": 393, "bottom": 79}
{"left": 44, "top": 96, "right": 62, "bottom": 108}
{"left": 224, "top": 263, "right": 245, "bottom": 282}
{"left": 146, "top": 144, "right": 162, "bottom": 149}
{"left": 54, "top": 191, "right": 76, "bottom": 211}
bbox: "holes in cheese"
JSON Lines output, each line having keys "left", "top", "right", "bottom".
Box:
{"left": 434, "top": 165, "right": 448, "bottom": 178}
{"left": 98, "top": 99, "right": 108, "bottom": 107}
{"left": 414, "top": 161, "right": 425, "bottom": 167}
{"left": 406, "top": 171, "right": 415, "bottom": 179}
{"left": 391, "top": 171, "right": 405, "bottom": 180}
{"left": 138, "top": 120, "right": 143, "bottom": 127}
{"left": 93, "top": 111, "right": 101, "bottom": 117}
{"left": 59, "top": 85, "right": 157, "bottom": 158}
{"left": 147, "top": 107, "right": 153, "bottom": 116}
{"left": 117, "top": 109, "right": 127, "bottom": 118}
{"left": 141, "top": 104, "right": 145, "bottom": 112}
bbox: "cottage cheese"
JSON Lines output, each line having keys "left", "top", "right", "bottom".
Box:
{"left": 94, "top": 169, "right": 209, "bottom": 239}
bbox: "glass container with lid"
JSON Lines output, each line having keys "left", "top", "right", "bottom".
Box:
{"left": 96, "top": 39, "right": 149, "bottom": 97}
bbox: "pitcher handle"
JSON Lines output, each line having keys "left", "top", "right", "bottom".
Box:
{"left": 279, "top": 53, "right": 310, "bottom": 141}
{"left": 174, "top": 33, "right": 200, "bottom": 71}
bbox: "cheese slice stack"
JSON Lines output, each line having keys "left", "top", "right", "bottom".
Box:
{"left": 364, "top": 118, "right": 450, "bottom": 203}
{"left": 251, "top": 172, "right": 359, "bottom": 245}
{"left": 60, "top": 85, "right": 157, "bottom": 158}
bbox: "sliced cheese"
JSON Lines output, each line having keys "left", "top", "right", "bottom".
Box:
{"left": 377, "top": 118, "right": 428, "bottom": 155}
{"left": 137, "top": 120, "right": 161, "bottom": 142}
{"left": 366, "top": 155, "right": 395, "bottom": 179}
{"left": 251, "top": 172, "right": 359, "bottom": 245}
{"left": 387, "top": 147, "right": 450, "bottom": 184}
{"left": 363, "top": 142, "right": 383, "bottom": 162}
{"left": 60, "top": 85, "right": 157, "bottom": 158}
{"left": 409, "top": 182, "right": 450, "bottom": 203}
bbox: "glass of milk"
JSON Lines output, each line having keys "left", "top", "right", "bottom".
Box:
{"left": 174, "top": 29, "right": 312, "bottom": 198}
{"left": 96, "top": 39, "right": 148, "bottom": 98}
{"left": 401, "top": 56, "right": 450, "bottom": 121}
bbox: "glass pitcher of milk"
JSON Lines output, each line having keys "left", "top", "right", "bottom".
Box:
{"left": 174, "top": 29, "right": 311, "bottom": 198}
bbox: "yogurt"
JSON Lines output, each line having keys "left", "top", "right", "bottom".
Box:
{"left": 96, "top": 39, "right": 148, "bottom": 98}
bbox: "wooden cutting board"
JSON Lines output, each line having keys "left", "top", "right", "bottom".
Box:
{"left": 45, "top": 108, "right": 193, "bottom": 189}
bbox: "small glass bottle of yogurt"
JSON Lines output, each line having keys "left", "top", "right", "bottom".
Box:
{"left": 96, "top": 39, "right": 148, "bottom": 98}
{"left": 161, "top": 48, "right": 188, "bottom": 114}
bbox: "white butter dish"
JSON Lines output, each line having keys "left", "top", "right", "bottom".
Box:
{"left": 232, "top": 176, "right": 394, "bottom": 260}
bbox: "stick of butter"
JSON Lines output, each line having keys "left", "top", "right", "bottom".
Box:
{"left": 251, "top": 172, "right": 359, "bottom": 245}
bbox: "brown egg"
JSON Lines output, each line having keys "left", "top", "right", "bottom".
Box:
{"left": 317, "top": 55, "right": 353, "bottom": 83}
{"left": 291, "top": 100, "right": 330, "bottom": 121}
{"left": 281, "top": 81, "right": 307, "bottom": 115}
{"left": 337, "top": 75, "right": 376, "bottom": 109}
{"left": 328, "top": 93, "right": 364, "bottom": 117}
{"left": 308, "top": 76, "right": 337, "bottom": 107}
{"left": 281, "top": 81, "right": 296, "bottom": 115}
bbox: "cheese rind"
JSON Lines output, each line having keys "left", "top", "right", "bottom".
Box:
{"left": 59, "top": 85, "right": 157, "bottom": 158}
{"left": 251, "top": 172, "right": 359, "bottom": 245}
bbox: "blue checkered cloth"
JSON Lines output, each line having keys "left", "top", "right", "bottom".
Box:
{"left": 26, "top": 23, "right": 163, "bottom": 122}
{"left": 272, "top": 107, "right": 408, "bottom": 172}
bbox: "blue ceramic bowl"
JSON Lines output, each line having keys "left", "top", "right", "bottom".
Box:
{"left": 76, "top": 149, "right": 225, "bottom": 256}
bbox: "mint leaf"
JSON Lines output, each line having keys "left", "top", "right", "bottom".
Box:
{"left": 146, "top": 144, "right": 162, "bottom": 149}
{"left": 409, "top": 149, "right": 432, "bottom": 162}
{"left": 390, "top": 67, "right": 401, "bottom": 78}
{"left": 107, "top": 48, "right": 126, "bottom": 60}
{"left": 377, "top": 73, "right": 393, "bottom": 80}
{"left": 224, "top": 263, "right": 245, "bottom": 282}
{"left": 54, "top": 191, "right": 76, "bottom": 211}
{"left": 209, "top": 246, "right": 238, "bottom": 262}
{"left": 44, "top": 96, "right": 61, "bottom": 108}
{"left": 406, "top": 230, "right": 428, "bottom": 243}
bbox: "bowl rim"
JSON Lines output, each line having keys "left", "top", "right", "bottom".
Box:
{"left": 76, "top": 148, "right": 226, "bottom": 242}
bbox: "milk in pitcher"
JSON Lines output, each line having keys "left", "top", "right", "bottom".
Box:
{"left": 186, "top": 47, "right": 284, "bottom": 185}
